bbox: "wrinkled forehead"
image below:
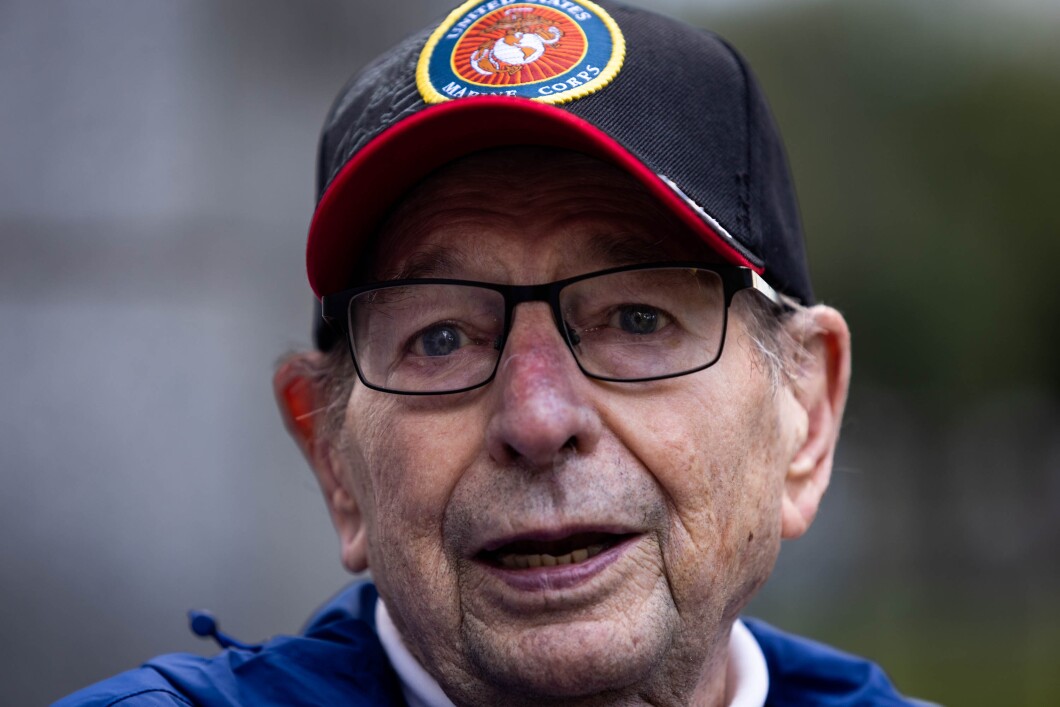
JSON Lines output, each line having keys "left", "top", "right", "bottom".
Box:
{"left": 364, "top": 147, "right": 721, "bottom": 283}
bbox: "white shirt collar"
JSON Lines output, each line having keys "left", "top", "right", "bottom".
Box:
{"left": 375, "top": 599, "right": 456, "bottom": 707}
{"left": 727, "top": 616, "right": 770, "bottom": 707}
{"left": 376, "top": 599, "right": 769, "bottom": 707}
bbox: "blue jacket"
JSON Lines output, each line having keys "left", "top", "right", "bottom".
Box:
{"left": 56, "top": 582, "right": 917, "bottom": 706}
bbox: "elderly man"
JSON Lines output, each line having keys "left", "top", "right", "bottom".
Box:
{"left": 60, "top": 1, "right": 919, "bottom": 705}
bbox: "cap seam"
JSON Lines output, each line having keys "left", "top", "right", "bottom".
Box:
{"left": 713, "top": 32, "right": 755, "bottom": 253}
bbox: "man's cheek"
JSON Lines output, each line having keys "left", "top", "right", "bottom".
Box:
{"left": 607, "top": 398, "right": 724, "bottom": 503}
{"left": 365, "top": 411, "right": 480, "bottom": 525}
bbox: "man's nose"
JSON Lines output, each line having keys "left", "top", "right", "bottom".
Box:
{"left": 485, "top": 304, "right": 602, "bottom": 467}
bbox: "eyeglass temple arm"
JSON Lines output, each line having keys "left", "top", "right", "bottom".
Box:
{"left": 750, "top": 271, "right": 799, "bottom": 312}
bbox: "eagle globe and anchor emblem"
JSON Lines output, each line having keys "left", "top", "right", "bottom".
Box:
{"left": 467, "top": 7, "right": 566, "bottom": 78}
{"left": 418, "top": 0, "right": 625, "bottom": 104}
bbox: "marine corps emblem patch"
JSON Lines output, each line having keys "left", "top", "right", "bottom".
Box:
{"left": 418, "top": 0, "right": 625, "bottom": 104}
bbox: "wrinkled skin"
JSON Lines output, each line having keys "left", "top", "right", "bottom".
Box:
{"left": 277, "top": 149, "right": 850, "bottom": 706}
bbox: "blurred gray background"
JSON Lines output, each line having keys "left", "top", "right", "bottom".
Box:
{"left": 2, "top": 1, "right": 1058, "bottom": 704}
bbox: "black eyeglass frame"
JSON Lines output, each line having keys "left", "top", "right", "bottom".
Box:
{"left": 320, "top": 262, "right": 790, "bottom": 396}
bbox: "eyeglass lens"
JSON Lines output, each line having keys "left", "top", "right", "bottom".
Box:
{"left": 348, "top": 267, "right": 726, "bottom": 393}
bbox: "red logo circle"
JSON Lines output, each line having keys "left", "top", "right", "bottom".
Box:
{"left": 452, "top": 5, "right": 587, "bottom": 87}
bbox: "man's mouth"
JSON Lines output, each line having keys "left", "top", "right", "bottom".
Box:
{"left": 478, "top": 532, "right": 634, "bottom": 570}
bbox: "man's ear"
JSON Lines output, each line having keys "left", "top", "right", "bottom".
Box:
{"left": 780, "top": 306, "right": 851, "bottom": 540}
{"left": 274, "top": 353, "right": 369, "bottom": 573}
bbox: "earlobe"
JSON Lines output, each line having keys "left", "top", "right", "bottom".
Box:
{"left": 273, "top": 353, "right": 369, "bottom": 573}
{"left": 330, "top": 483, "right": 369, "bottom": 573}
{"left": 780, "top": 306, "right": 851, "bottom": 540}
{"left": 315, "top": 441, "right": 370, "bottom": 574}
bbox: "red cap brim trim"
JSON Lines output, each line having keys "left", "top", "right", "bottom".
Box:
{"left": 307, "top": 95, "right": 759, "bottom": 297}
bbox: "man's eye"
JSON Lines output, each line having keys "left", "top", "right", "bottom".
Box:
{"left": 411, "top": 324, "right": 467, "bottom": 357}
{"left": 609, "top": 305, "right": 668, "bottom": 335}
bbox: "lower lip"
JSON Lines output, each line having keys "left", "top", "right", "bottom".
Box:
{"left": 480, "top": 536, "right": 638, "bottom": 592}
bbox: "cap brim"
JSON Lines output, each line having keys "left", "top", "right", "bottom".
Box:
{"left": 307, "top": 95, "right": 759, "bottom": 297}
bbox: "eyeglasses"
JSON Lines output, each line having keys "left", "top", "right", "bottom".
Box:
{"left": 321, "top": 262, "right": 787, "bottom": 395}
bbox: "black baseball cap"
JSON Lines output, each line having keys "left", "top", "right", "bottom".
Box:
{"left": 308, "top": 0, "right": 811, "bottom": 349}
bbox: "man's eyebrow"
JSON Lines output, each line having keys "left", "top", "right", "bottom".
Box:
{"left": 379, "top": 234, "right": 670, "bottom": 282}
{"left": 382, "top": 245, "right": 469, "bottom": 280}
{"left": 588, "top": 233, "right": 671, "bottom": 266}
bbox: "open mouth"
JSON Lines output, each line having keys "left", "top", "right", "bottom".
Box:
{"left": 478, "top": 532, "right": 635, "bottom": 570}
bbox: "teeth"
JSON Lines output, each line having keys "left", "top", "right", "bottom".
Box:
{"left": 495, "top": 542, "right": 610, "bottom": 570}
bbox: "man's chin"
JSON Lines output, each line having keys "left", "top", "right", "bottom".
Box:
{"left": 460, "top": 614, "right": 674, "bottom": 700}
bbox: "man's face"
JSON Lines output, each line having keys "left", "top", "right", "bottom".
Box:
{"left": 331, "top": 149, "right": 808, "bottom": 703}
